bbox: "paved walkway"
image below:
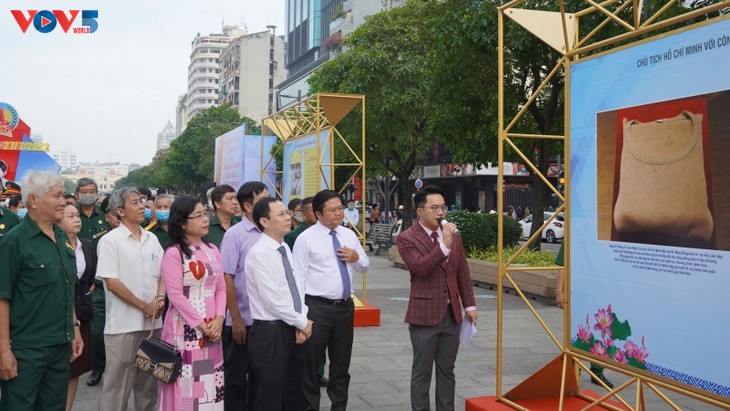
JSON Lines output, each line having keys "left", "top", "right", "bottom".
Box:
{"left": 73, "top": 254, "right": 722, "bottom": 410}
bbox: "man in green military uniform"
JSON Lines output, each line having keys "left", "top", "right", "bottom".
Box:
{"left": 144, "top": 193, "right": 173, "bottom": 248}
{"left": 0, "top": 171, "right": 84, "bottom": 409}
{"left": 205, "top": 184, "right": 241, "bottom": 248}
{"left": 284, "top": 197, "right": 315, "bottom": 250}
{"left": 74, "top": 178, "right": 110, "bottom": 387}
{"left": 0, "top": 205, "right": 20, "bottom": 239}
{"left": 76, "top": 178, "right": 109, "bottom": 246}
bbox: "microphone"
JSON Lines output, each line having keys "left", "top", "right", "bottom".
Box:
{"left": 437, "top": 218, "right": 460, "bottom": 234}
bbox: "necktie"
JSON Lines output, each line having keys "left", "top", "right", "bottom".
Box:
{"left": 431, "top": 231, "right": 439, "bottom": 246}
{"left": 330, "top": 229, "right": 351, "bottom": 300}
{"left": 431, "top": 231, "right": 447, "bottom": 271}
{"left": 277, "top": 245, "right": 302, "bottom": 313}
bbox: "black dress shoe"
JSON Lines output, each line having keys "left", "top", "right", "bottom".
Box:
{"left": 318, "top": 376, "right": 329, "bottom": 387}
{"left": 591, "top": 372, "right": 614, "bottom": 388}
{"left": 86, "top": 370, "right": 103, "bottom": 386}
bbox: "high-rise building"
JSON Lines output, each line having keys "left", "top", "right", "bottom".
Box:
{"left": 277, "top": 0, "right": 383, "bottom": 110}
{"left": 219, "top": 27, "right": 287, "bottom": 122}
{"left": 52, "top": 149, "right": 78, "bottom": 171}
{"left": 181, "top": 25, "right": 247, "bottom": 130}
{"left": 156, "top": 120, "right": 177, "bottom": 152}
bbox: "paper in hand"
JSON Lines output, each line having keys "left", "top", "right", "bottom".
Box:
{"left": 460, "top": 320, "right": 477, "bottom": 347}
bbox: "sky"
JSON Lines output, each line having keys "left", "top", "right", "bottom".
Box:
{"left": 0, "top": 0, "right": 285, "bottom": 165}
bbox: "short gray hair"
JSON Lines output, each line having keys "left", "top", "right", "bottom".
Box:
{"left": 154, "top": 193, "right": 175, "bottom": 206}
{"left": 108, "top": 187, "right": 141, "bottom": 219}
{"left": 75, "top": 177, "right": 98, "bottom": 193}
{"left": 21, "top": 171, "right": 64, "bottom": 204}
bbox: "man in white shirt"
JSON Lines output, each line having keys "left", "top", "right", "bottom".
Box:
{"left": 96, "top": 187, "right": 165, "bottom": 411}
{"left": 292, "top": 190, "right": 369, "bottom": 411}
{"left": 343, "top": 198, "right": 359, "bottom": 231}
{"left": 245, "top": 198, "right": 313, "bottom": 411}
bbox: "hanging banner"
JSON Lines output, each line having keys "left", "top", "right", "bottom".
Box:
{"left": 214, "top": 125, "right": 277, "bottom": 194}
{"left": 569, "top": 17, "right": 730, "bottom": 400}
{"left": 281, "top": 128, "right": 332, "bottom": 205}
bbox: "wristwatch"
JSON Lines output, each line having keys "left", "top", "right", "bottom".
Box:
{"left": 74, "top": 320, "right": 81, "bottom": 327}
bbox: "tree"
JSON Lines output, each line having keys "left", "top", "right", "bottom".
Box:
{"left": 309, "top": 1, "right": 437, "bottom": 229}
{"left": 114, "top": 150, "right": 168, "bottom": 190}
{"left": 160, "top": 106, "right": 257, "bottom": 195}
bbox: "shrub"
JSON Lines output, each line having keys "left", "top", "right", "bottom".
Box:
{"left": 467, "top": 246, "right": 558, "bottom": 266}
{"left": 447, "top": 211, "right": 522, "bottom": 251}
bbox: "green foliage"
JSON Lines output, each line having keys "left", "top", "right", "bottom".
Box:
{"left": 466, "top": 246, "right": 558, "bottom": 267}
{"left": 308, "top": 1, "right": 436, "bottom": 228}
{"left": 446, "top": 211, "right": 522, "bottom": 251}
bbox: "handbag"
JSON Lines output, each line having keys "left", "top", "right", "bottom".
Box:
{"left": 133, "top": 334, "right": 182, "bottom": 383}
{"left": 132, "top": 273, "right": 182, "bottom": 384}
{"left": 613, "top": 110, "right": 713, "bottom": 241}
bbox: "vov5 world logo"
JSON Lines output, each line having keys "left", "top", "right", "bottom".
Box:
{"left": 11, "top": 10, "right": 98, "bottom": 34}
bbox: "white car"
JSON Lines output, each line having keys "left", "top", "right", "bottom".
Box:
{"left": 519, "top": 212, "right": 565, "bottom": 243}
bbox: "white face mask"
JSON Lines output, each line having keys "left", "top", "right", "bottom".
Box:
{"left": 208, "top": 201, "right": 214, "bottom": 210}
{"left": 294, "top": 214, "right": 304, "bottom": 223}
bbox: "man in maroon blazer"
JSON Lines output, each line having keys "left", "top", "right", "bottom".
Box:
{"left": 397, "top": 185, "right": 477, "bottom": 411}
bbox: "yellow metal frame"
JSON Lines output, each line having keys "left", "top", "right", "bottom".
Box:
{"left": 261, "top": 93, "right": 370, "bottom": 303}
{"left": 497, "top": 1, "right": 730, "bottom": 409}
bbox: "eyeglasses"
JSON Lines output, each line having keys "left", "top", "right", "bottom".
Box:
{"left": 323, "top": 206, "right": 345, "bottom": 214}
{"left": 187, "top": 213, "right": 206, "bottom": 220}
{"left": 421, "top": 205, "right": 448, "bottom": 213}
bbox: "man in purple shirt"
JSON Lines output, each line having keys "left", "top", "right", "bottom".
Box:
{"left": 220, "top": 181, "right": 269, "bottom": 411}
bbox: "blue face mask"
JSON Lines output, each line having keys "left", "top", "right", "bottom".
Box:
{"left": 156, "top": 210, "right": 170, "bottom": 222}
{"left": 144, "top": 208, "right": 152, "bottom": 219}
{"left": 16, "top": 208, "right": 27, "bottom": 219}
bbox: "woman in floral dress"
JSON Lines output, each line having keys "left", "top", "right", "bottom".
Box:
{"left": 158, "top": 196, "right": 226, "bottom": 410}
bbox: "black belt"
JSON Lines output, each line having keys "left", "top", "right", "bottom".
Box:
{"left": 252, "top": 319, "right": 292, "bottom": 327}
{"left": 306, "top": 295, "right": 352, "bottom": 307}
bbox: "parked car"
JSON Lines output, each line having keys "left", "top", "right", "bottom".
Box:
{"left": 519, "top": 212, "right": 564, "bottom": 243}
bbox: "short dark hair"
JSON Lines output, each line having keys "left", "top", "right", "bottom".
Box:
{"left": 312, "top": 190, "right": 342, "bottom": 215}
{"left": 237, "top": 181, "right": 267, "bottom": 209}
{"left": 64, "top": 194, "right": 76, "bottom": 201}
{"left": 166, "top": 196, "right": 209, "bottom": 259}
{"left": 252, "top": 197, "right": 279, "bottom": 232}
{"left": 287, "top": 198, "right": 302, "bottom": 211}
{"left": 413, "top": 185, "right": 445, "bottom": 209}
{"left": 9, "top": 194, "right": 22, "bottom": 208}
{"left": 210, "top": 184, "right": 235, "bottom": 211}
{"left": 300, "top": 197, "right": 314, "bottom": 209}
{"left": 137, "top": 187, "right": 153, "bottom": 200}
{"left": 347, "top": 198, "right": 355, "bottom": 204}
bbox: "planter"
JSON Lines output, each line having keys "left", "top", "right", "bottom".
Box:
{"left": 388, "top": 248, "right": 557, "bottom": 299}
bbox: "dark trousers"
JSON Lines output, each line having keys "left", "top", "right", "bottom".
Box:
{"left": 224, "top": 325, "right": 255, "bottom": 411}
{"left": 409, "top": 305, "right": 460, "bottom": 411}
{"left": 303, "top": 296, "right": 354, "bottom": 411}
{"left": 90, "top": 282, "right": 106, "bottom": 372}
{"left": 248, "top": 321, "right": 304, "bottom": 411}
{"left": 0, "top": 343, "right": 71, "bottom": 411}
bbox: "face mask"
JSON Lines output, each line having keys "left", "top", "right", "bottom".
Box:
{"left": 294, "top": 214, "right": 304, "bottom": 223}
{"left": 348, "top": 205, "right": 355, "bottom": 210}
{"left": 156, "top": 210, "right": 170, "bottom": 222}
{"left": 144, "top": 208, "right": 152, "bottom": 219}
{"left": 208, "top": 201, "right": 214, "bottom": 210}
{"left": 16, "top": 208, "right": 27, "bottom": 219}
{"left": 78, "top": 195, "right": 98, "bottom": 206}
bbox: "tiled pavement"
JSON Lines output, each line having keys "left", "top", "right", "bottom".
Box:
{"left": 73, "top": 254, "right": 725, "bottom": 410}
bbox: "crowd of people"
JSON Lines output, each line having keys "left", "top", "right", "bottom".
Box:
{"left": 0, "top": 172, "right": 484, "bottom": 411}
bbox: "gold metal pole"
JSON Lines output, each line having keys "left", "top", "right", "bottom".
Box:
{"left": 496, "top": 5, "right": 505, "bottom": 399}
{"left": 361, "top": 95, "right": 367, "bottom": 305}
